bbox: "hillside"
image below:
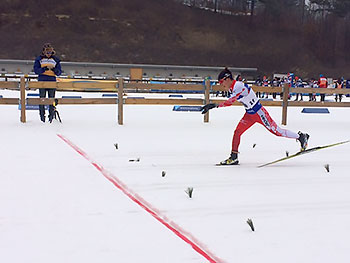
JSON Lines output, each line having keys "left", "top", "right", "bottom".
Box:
{"left": 0, "top": 0, "right": 349, "bottom": 78}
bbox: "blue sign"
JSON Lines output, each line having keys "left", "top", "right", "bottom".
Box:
{"left": 173, "top": 105, "right": 202, "bottom": 112}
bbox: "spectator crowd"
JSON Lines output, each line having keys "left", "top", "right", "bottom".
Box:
{"left": 215, "top": 73, "right": 350, "bottom": 102}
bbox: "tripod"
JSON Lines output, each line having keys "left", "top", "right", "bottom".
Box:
{"left": 50, "top": 98, "right": 62, "bottom": 123}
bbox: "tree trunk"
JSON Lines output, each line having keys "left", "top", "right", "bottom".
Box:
{"left": 301, "top": 0, "right": 305, "bottom": 24}
{"left": 250, "top": 0, "right": 255, "bottom": 25}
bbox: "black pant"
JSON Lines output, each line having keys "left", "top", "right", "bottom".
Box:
{"left": 335, "top": 94, "right": 343, "bottom": 102}
{"left": 39, "top": 88, "right": 56, "bottom": 119}
{"left": 320, "top": 93, "right": 325, "bottom": 102}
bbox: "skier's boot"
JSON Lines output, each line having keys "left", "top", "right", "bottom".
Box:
{"left": 219, "top": 152, "right": 239, "bottom": 165}
{"left": 297, "top": 131, "right": 310, "bottom": 151}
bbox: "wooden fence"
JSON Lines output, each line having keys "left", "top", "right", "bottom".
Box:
{"left": 1, "top": 77, "right": 350, "bottom": 125}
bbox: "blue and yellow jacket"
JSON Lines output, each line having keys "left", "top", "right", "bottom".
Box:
{"left": 33, "top": 55, "right": 62, "bottom": 81}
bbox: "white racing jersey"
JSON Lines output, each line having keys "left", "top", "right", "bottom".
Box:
{"left": 218, "top": 80, "right": 262, "bottom": 114}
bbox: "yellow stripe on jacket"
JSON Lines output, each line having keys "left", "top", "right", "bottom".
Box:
{"left": 41, "top": 58, "right": 57, "bottom": 77}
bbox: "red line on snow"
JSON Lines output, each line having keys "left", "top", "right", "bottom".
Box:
{"left": 57, "top": 133, "right": 224, "bottom": 263}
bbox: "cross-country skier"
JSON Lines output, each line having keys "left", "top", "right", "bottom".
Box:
{"left": 201, "top": 68, "right": 309, "bottom": 165}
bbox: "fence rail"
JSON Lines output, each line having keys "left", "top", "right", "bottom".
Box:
{"left": 0, "top": 81, "right": 18, "bottom": 90}
{"left": 1, "top": 77, "right": 350, "bottom": 124}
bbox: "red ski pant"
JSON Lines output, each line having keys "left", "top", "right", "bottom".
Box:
{"left": 232, "top": 107, "right": 298, "bottom": 152}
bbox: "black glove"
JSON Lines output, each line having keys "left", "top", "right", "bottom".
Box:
{"left": 51, "top": 67, "right": 57, "bottom": 74}
{"left": 42, "top": 66, "right": 50, "bottom": 71}
{"left": 201, "top": 103, "right": 217, "bottom": 114}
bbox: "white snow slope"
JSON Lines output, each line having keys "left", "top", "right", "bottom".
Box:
{"left": 1, "top": 92, "right": 350, "bottom": 263}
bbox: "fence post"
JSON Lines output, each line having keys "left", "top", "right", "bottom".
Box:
{"left": 203, "top": 79, "right": 210, "bottom": 123}
{"left": 117, "top": 77, "right": 124, "bottom": 125}
{"left": 281, "top": 83, "right": 289, "bottom": 125}
{"left": 20, "top": 77, "right": 26, "bottom": 123}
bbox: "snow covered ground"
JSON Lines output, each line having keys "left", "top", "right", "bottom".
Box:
{"left": 1, "top": 89, "right": 350, "bottom": 263}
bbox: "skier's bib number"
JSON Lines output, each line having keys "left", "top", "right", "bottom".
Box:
{"left": 239, "top": 89, "right": 258, "bottom": 110}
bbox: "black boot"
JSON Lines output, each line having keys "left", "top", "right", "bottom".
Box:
{"left": 220, "top": 152, "right": 239, "bottom": 165}
{"left": 297, "top": 131, "right": 310, "bottom": 151}
{"left": 48, "top": 114, "right": 54, "bottom": 123}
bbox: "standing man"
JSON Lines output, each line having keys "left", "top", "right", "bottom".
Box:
{"left": 294, "top": 76, "right": 304, "bottom": 101}
{"left": 201, "top": 68, "right": 309, "bottom": 165}
{"left": 317, "top": 74, "right": 327, "bottom": 102}
{"left": 33, "top": 43, "right": 62, "bottom": 122}
{"left": 335, "top": 77, "right": 344, "bottom": 102}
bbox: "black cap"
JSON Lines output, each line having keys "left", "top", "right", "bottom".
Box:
{"left": 218, "top": 68, "right": 233, "bottom": 81}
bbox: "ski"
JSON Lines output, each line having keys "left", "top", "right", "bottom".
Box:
{"left": 215, "top": 163, "right": 239, "bottom": 166}
{"left": 258, "top": 140, "right": 349, "bottom": 168}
